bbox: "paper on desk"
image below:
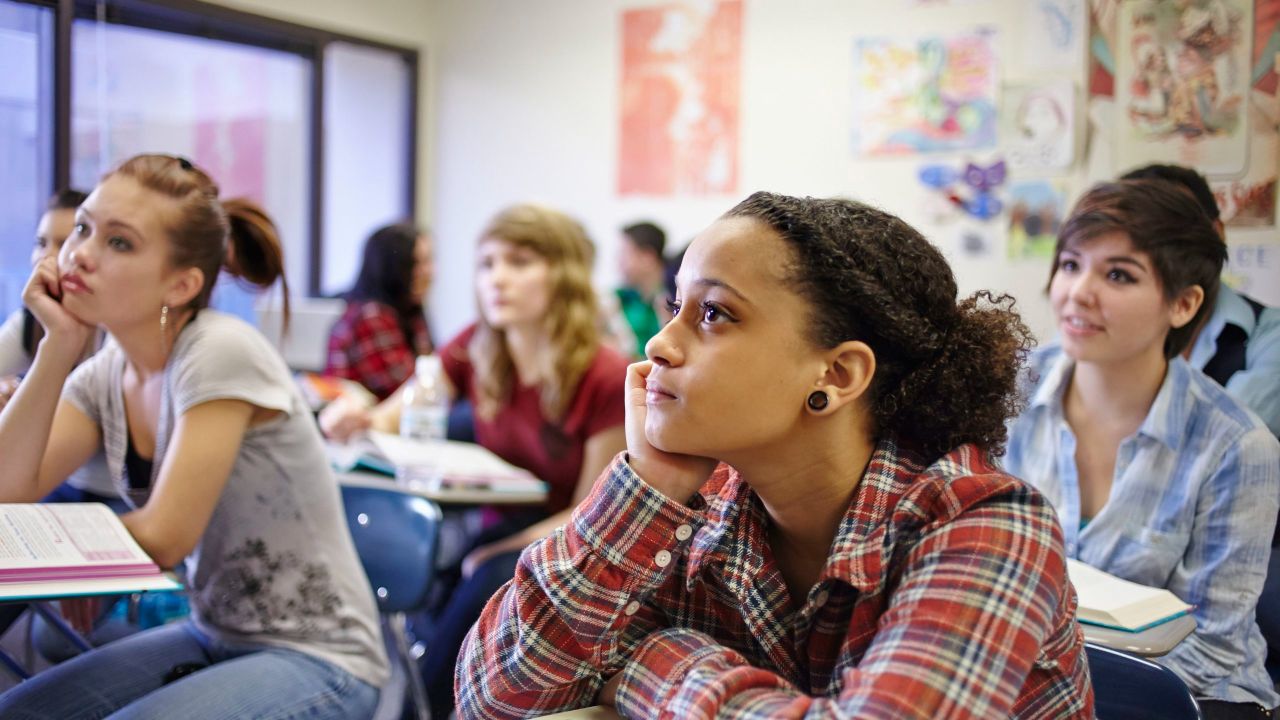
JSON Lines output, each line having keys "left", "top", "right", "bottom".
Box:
{"left": 367, "top": 432, "right": 545, "bottom": 493}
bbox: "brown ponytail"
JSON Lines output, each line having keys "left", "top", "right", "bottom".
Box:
{"left": 108, "top": 155, "right": 289, "bottom": 330}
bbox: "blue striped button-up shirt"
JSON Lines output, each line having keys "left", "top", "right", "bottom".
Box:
{"left": 1004, "top": 345, "right": 1280, "bottom": 708}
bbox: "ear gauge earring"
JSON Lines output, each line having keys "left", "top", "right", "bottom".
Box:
{"left": 806, "top": 390, "right": 829, "bottom": 412}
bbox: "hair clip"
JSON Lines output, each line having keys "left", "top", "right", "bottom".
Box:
{"left": 176, "top": 156, "right": 194, "bottom": 171}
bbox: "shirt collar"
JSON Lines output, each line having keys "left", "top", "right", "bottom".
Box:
{"left": 1190, "top": 286, "right": 1259, "bottom": 367}
{"left": 684, "top": 436, "right": 927, "bottom": 596}
{"left": 1134, "top": 357, "right": 1192, "bottom": 452}
{"left": 1028, "top": 349, "right": 1074, "bottom": 412}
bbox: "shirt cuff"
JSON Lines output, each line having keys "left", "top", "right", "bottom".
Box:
{"left": 615, "top": 627, "right": 732, "bottom": 719}
{"left": 571, "top": 453, "right": 705, "bottom": 583}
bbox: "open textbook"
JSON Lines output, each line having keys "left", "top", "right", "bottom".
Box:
{"left": 329, "top": 431, "right": 547, "bottom": 496}
{"left": 0, "top": 503, "right": 181, "bottom": 601}
{"left": 1068, "top": 558, "right": 1193, "bottom": 632}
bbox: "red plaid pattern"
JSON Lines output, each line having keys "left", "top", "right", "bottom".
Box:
{"left": 325, "top": 301, "right": 431, "bottom": 400}
{"left": 456, "top": 439, "right": 1093, "bottom": 719}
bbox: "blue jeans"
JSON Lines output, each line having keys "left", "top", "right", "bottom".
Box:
{"left": 0, "top": 622, "right": 379, "bottom": 719}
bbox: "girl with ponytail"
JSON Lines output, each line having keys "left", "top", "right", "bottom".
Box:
{"left": 457, "top": 192, "right": 1093, "bottom": 718}
{"left": 0, "top": 154, "right": 386, "bottom": 719}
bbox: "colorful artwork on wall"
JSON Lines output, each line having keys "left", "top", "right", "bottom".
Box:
{"left": 618, "top": 1, "right": 742, "bottom": 195}
{"left": 1115, "top": 0, "right": 1253, "bottom": 174}
{"left": 853, "top": 28, "right": 1000, "bottom": 155}
{"left": 1007, "top": 181, "right": 1067, "bottom": 259}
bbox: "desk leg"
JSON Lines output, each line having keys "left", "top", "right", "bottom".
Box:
{"left": 0, "top": 645, "right": 30, "bottom": 681}
{"left": 30, "top": 602, "right": 92, "bottom": 654}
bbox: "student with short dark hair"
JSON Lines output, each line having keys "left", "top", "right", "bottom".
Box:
{"left": 325, "top": 222, "right": 435, "bottom": 400}
{"left": 1120, "top": 163, "right": 1279, "bottom": 437}
{"left": 1005, "top": 179, "right": 1280, "bottom": 719}
{"left": 0, "top": 154, "right": 387, "bottom": 719}
{"left": 457, "top": 192, "right": 1093, "bottom": 719}
{"left": 610, "top": 221, "right": 669, "bottom": 358}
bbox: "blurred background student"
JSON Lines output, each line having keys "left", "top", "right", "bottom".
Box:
{"left": 1004, "top": 179, "right": 1280, "bottom": 720}
{"left": 321, "top": 203, "right": 628, "bottom": 719}
{"left": 325, "top": 222, "right": 434, "bottom": 400}
{"left": 603, "top": 221, "right": 669, "bottom": 359}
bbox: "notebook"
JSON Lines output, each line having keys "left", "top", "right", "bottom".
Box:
{"left": 330, "top": 432, "right": 547, "bottom": 496}
{"left": 0, "top": 503, "right": 182, "bottom": 601}
{"left": 1067, "top": 559, "right": 1193, "bottom": 632}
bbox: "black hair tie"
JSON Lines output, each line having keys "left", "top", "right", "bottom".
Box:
{"left": 176, "top": 156, "right": 193, "bottom": 171}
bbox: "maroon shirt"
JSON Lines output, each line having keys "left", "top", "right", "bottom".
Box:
{"left": 440, "top": 324, "right": 628, "bottom": 512}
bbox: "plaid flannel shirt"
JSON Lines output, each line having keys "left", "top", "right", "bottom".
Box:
{"left": 324, "top": 300, "right": 431, "bottom": 400}
{"left": 456, "top": 439, "right": 1093, "bottom": 719}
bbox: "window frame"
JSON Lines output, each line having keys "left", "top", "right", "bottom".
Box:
{"left": 15, "top": 0, "right": 418, "bottom": 296}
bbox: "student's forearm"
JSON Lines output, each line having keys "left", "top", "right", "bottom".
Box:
{"left": 0, "top": 343, "right": 76, "bottom": 498}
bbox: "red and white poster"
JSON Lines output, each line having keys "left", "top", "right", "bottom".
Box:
{"left": 619, "top": 1, "right": 741, "bottom": 195}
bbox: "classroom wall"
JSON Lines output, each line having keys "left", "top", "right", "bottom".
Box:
{"left": 205, "top": 0, "right": 440, "bottom": 237}
{"left": 426, "top": 0, "right": 1279, "bottom": 346}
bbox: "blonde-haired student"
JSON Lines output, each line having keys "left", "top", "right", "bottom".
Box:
{"left": 323, "top": 202, "right": 628, "bottom": 718}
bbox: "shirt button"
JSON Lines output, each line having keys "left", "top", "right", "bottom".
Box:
{"left": 654, "top": 550, "right": 672, "bottom": 568}
{"left": 814, "top": 590, "right": 830, "bottom": 607}
{"left": 675, "top": 524, "right": 693, "bottom": 541}
{"left": 624, "top": 600, "right": 640, "bottom": 616}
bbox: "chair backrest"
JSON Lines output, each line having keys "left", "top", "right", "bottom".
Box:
{"left": 341, "top": 484, "right": 442, "bottom": 614}
{"left": 1086, "top": 643, "right": 1202, "bottom": 720}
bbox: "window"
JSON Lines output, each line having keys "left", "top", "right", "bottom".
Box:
{"left": 0, "top": 0, "right": 53, "bottom": 320}
{"left": 71, "top": 20, "right": 311, "bottom": 322}
{"left": 0, "top": 0, "right": 418, "bottom": 326}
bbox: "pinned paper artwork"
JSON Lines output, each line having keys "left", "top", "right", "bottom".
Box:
{"left": 1004, "top": 82, "right": 1077, "bottom": 171}
{"left": 917, "top": 158, "right": 1008, "bottom": 221}
{"left": 853, "top": 29, "right": 1000, "bottom": 155}
{"left": 1115, "top": 0, "right": 1253, "bottom": 174}
{"left": 619, "top": 1, "right": 742, "bottom": 195}
{"left": 1007, "top": 181, "right": 1068, "bottom": 259}
{"left": 1023, "top": 0, "right": 1088, "bottom": 72}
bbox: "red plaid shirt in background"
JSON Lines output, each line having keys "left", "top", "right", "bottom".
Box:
{"left": 456, "top": 439, "right": 1093, "bottom": 719}
{"left": 325, "top": 300, "right": 432, "bottom": 400}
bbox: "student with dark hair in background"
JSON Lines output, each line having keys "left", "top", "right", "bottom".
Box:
{"left": 0, "top": 154, "right": 387, "bottom": 718}
{"left": 325, "top": 223, "right": 434, "bottom": 400}
{"left": 1005, "top": 180, "right": 1280, "bottom": 720}
{"left": 1120, "top": 163, "right": 1279, "bottom": 437}
{"left": 610, "top": 221, "right": 669, "bottom": 359}
{"left": 458, "top": 192, "right": 1093, "bottom": 719}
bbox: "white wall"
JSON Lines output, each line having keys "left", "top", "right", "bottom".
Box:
{"left": 428, "top": 0, "right": 1280, "bottom": 346}
{"left": 426, "top": 0, "right": 1095, "bottom": 344}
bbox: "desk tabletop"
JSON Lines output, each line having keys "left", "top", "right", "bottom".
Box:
{"left": 337, "top": 469, "right": 547, "bottom": 506}
{"left": 1079, "top": 614, "right": 1196, "bottom": 658}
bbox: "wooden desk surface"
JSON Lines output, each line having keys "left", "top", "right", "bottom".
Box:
{"left": 1079, "top": 614, "right": 1196, "bottom": 658}
{"left": 337, "top": 469, "right": 547, "bottom": 506}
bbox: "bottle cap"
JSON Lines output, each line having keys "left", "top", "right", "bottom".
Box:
{"left": 415, "top": 354, "right": 442, "bottom": 380}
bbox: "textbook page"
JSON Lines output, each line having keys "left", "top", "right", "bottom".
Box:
{"left": 1067, "top": 558, "right": 1192, "bottom": 631}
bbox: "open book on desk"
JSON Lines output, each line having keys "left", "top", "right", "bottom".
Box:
{"left": 1068, "top": 558, "right": 1193, "bottom": 632}
{"left": 0, "top": 503, "right": 182, "bottom": 602}
{"left": 329, "top": 431, "right": 548, "bottom": 496}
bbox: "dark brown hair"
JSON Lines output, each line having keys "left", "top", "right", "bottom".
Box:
{"left": 725, "top": 192, "right": 1033, "bottom": 458}
{"left": 1052, "top": 180, "right": 1225, "bottom": 358}
{"left": 108, "top": 155, "right": 290, "bottom": 327}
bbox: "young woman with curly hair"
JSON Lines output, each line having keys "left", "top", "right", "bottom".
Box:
{"left": 1005, "top": 180, "right": 1280, "bottom": 720}
{"left": 322, "top": 203, "right": 629, "bottom": 718}
{"left": 456, "top": 192, "right": 1094, "bottom": 719}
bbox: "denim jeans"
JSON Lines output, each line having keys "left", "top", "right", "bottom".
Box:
{"left": 0, "top": 621, "right": 379, "bottom": 719}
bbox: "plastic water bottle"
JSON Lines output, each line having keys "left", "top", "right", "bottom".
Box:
{"left": 397, "top": 355, "right": 448, "bottom": 489}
